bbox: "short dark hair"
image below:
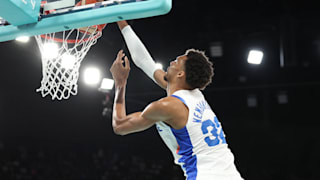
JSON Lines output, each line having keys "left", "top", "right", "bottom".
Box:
{"left": 184, "top": 49, "right": 214, "bottom": 90}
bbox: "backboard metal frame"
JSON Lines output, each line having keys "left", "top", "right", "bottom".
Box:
{"left": 0, "top": 0, "right": 41, "bottom": 26}
{"left": 0, "top": 0, "right": 172, "bottom": 42}
{"left": 43, "top": 0, "right": 75, "bottom": 12}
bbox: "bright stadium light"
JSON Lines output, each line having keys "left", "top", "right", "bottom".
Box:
{"left": 247, "top": 50, "right": 263, "bottom": 65}
{"left": 99, "top": 78, "right": 114, "bottom": 92}
{"left": 15, "top": 36, "right": 30, "bottom": 43}
{"left": 83, "top": 67, "right": 101, "bottom": 86}
{"left": 42, "top": 42, "right": 59, "bottom": 59}
{"left": 61, "top": 53, "right": 76, "bottom": 69}
{"left": 156, "top": 63, "right": 163, "bottom": 70}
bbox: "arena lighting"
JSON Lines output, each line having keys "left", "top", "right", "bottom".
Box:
{"left": 15, "top": 36, "right": 30, "bottom": 43}
{"left": 42, "top": 42, "right": 59, "bottom": 59}
{"left": 209, "top": 42, "right": 223, "bottom": 57}
{"left": 247, "top": 94, "right": 258, "bottom": 108}
{"left": 61, "top": 53, "right": 76, "bottom": 69}
{"left": 277, "top": 91, "right": 288, "bottom": 104}
{"left": 248, "top": 50, "right": 263, "bottom": 65}
{"left": 155, "top": 63, "right": 163, "bottom": 70}
{"left": 83, "top": 67, "right": 101, "bottom": 86}
{"left": 99, "top": 78, "right": 114, "bottom": 92}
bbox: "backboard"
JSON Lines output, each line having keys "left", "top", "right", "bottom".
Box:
{"left": 0, "top": 0, "right": 172, "bottom": 42}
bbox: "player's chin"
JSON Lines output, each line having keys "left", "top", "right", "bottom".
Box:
{"left": 164, "top": 75, "right": 168, "bottom": 82}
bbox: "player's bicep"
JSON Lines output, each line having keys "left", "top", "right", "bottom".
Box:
{"left": 113, "top": 112, "right": 155, "bottom": 135}
{"left": 113, "top": 100, "right": 171, "bottom": 136}
{"left": 154, "top": 69, "right": 167, "bottom": 89}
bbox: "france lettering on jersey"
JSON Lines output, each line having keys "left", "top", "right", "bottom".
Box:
{"left": 155, "top": 89, "right": 244, "bottom": 180}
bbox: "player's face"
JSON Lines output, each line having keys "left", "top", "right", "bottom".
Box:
{"left": 164, "top": 55, "right": 187, "bottom": 82}
{"left": 167, "top": 55, "right": 187, "bottom": 71}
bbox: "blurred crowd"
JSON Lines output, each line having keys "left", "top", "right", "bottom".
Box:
{"left": 1, "top": 141, "right": 319, "bottom": 180}
{"left": 0, "top": 142, "right": 183, "bottom": 180}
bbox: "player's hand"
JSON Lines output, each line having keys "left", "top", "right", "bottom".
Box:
{"left": 117, "top": 20, "right": 129, "bottom": 30}
{"left": 110, "top": 50, "right": 130, "bottom": 87}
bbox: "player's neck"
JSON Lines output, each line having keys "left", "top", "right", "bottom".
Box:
{"left": 166, "top": 83, "right": 190, "bottom": 96}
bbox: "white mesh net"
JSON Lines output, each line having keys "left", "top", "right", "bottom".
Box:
{"left": 35, "top": 25, "right": 104, "bottom": 100}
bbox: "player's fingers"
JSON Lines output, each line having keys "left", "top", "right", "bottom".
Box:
{"left": 118, "top": 49, "right": 123, "bottom": 55}
{"left": 117, "top": 50, "right": 124, "bottom": 62}
{"left": 124, "top": 56, "right": 130, "bottom": 69}
{"left": 117, "top": 49, "right": 123, "bottom": 57}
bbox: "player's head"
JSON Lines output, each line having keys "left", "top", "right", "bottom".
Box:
{"left": 165, "top": 49, "right": 214, "bottom": 90}
{"left": 184, "top": 49, "right": 214, "bottom": 90}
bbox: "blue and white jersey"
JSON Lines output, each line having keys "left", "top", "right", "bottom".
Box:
{"left": 155, "top": 89, "right": 243, "bottom": 180}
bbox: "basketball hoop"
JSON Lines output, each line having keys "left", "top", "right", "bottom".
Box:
{"left": 35, "top": 0, "right": 106, "bottom": 100}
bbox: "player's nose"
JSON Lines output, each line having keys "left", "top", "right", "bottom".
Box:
{"left": 170, "top": 59, "right": 176, "bottom": 66}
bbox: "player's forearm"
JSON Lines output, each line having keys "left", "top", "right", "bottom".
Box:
{"left": 113, "top": 85, "right": 127, "bottom": 124}
{"left": 154, "top": 69, "right": 168, "bottom": 90}
{"left": 120, "top": 25, "right": 158, "bottom": 81}
{"left": 112, "top": 87, "right": 149, "bottom": 135}
{"left": 112, "top": 112, "right": 147, "bottom": 136}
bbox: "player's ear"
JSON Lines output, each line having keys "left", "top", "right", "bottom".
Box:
{"left": 177, "top": 70, "right": 185, "bottom": 78}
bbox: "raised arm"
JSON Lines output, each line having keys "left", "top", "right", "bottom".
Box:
{"left": 117, "top": 21, "right": 168, "bottom": 89}
{"left": 110, "top": 50, "right": 167, "bottom": 135}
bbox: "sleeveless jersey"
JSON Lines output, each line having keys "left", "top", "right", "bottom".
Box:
{"left": 155, "top": 89, "right": 243, "bottom": 180}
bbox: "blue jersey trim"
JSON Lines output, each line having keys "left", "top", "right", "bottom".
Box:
{"left": 171, "top": 127, "right": 198, "bottom": 180}
{"left": 171, "top": 95, "right": 187, "bottom": 107}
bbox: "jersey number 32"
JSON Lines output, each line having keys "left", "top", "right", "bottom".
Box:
{"left": 201, "top": 117, "right": 226, "bottom": 147}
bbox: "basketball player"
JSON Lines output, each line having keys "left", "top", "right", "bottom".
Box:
{"left": 109, "top": 20, "right": 244, "bottom": 180}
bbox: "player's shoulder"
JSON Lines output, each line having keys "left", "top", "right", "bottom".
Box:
{"left": 140, "top": 97, "right": 180, "bottom": 122}
{"left": 146, "top": 96, "right": 184, "bottom": 113}
{"left": 142, "top": 96, "right": 187, "bottom": 124}
{"left": 158, "top": 96, "right": 185, "bottom": 107}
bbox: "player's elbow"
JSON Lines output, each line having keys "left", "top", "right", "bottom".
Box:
{"left": 112, "top": 125, "right": 128, "bottom": 136}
